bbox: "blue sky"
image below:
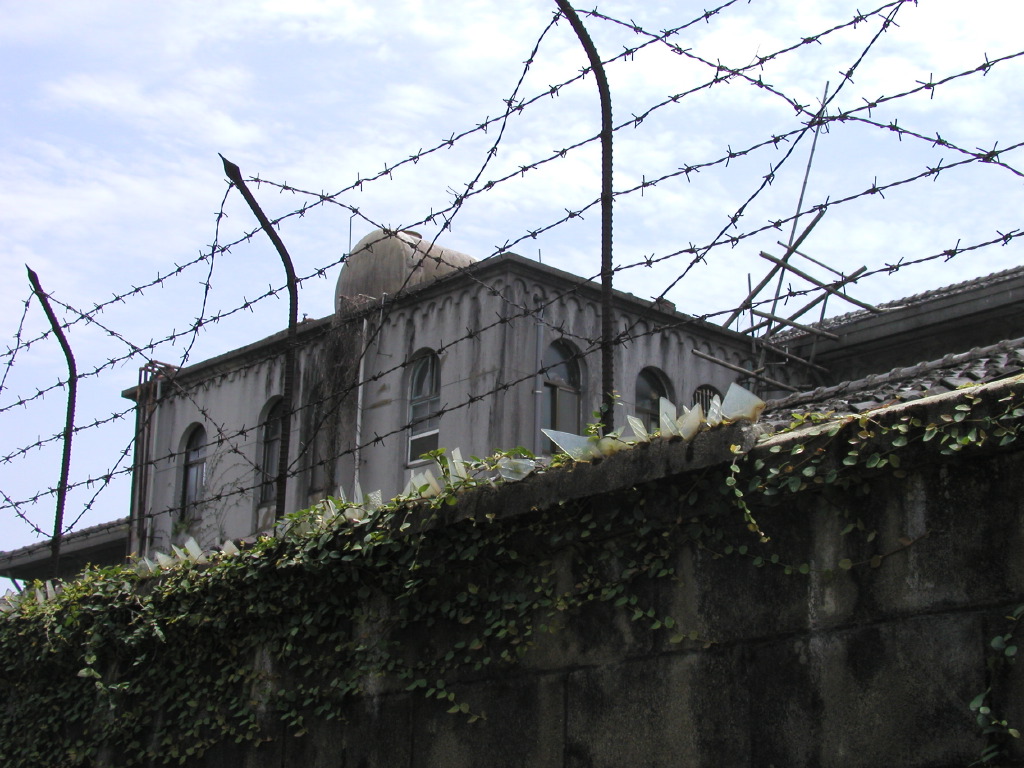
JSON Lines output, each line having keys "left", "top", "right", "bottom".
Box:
{"left": 1, "top": 0, "right": 1022, "bottom": 582}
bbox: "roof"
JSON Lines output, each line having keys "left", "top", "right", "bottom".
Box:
{"left": 126, "top": 248, "right": 750, "bottom": 400}
{"left": 0, "top": 516, "right": 130, "bottom": 583}
{"left": 763, "top": 335, "right": 1024, "bottom": 428}
{"left": 773, "top": 263, "right": 1024, "bottom": 343}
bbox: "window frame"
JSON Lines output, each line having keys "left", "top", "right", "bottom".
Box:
{"left": 258, "top": 399, "right": 284, "bottom": 506}
{"left": 408, "top": 351, "right": 441, "bottom": 463}
{"left": 693, "top": 384, "right": 722, "bottom": 414}
{"left": 180, "top": 425, "right": 207, "bottom": 522}
{"left": 635, "top": 367, "right": 671, "bottom": 432}
{"left": 541, "top": 341, "right": 581, "bottom": 451}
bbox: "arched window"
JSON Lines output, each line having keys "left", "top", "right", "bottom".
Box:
{"left": 635, "top": 367, "right": 670, "bottom": 432}
{"left": 259, "top": 399, "right": 284, "bottom": 505}
{"left": 542, "top": 341, "right": 581, "bottom": 450}
{"left": 693, "top": 384, "right": 722, "bottom": 414}
{"left": 409, "top": 352, "right": 441, "bottom": 462}
{"left": 181, "top": 425, "right": 206, "bottom": 520}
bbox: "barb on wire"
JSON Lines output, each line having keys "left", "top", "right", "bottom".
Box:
{"left": 0, "top": 405, "right": 134, "bottom": 466}
{"left": 0, "top": 487, "right": 48, "bottom": 539}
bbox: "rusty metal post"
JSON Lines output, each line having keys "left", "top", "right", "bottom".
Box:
{"left": 127, "top": 365, "right": 150, "bottom": 558}
{"left": 128, "top": 361, "right": 175, "bottom": 557}
{"left": 220, "top": 155, "right": 298, "bottom": 520}
{"left": 26, "top": 266, "right": 77, "bottom": 578}
{"left": 555, "top": 0, "right": 615, "bottom": 430}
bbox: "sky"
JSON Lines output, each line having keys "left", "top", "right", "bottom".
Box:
{"left": 1, "top": 0, "right": 1022, "bottom": 581}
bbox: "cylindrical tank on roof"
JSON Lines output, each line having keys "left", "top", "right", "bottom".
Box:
{"left": 335, "top": 229, "right": 476, "bottom": 313}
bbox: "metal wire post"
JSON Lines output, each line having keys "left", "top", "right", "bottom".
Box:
{"left": 555, "top": 0, "right": 616, "bottom": 430}
{"left": 220, "top": 155, "right": 299, "bottom": 521}
{"left": 26, "top": 266, "right": 77, "bottom": 577}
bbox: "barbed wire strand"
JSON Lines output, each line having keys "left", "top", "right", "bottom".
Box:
{"left": 0, "top": 293, "right": 32, "bottom": 398}
{"left": 0, "top": 0, "right": 853, "bottom": 367}
{"left": 2, "top": 0, "right": 1022, "bottom": 545}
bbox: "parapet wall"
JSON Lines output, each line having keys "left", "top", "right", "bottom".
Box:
{"left": 269, "top": 430, "right": 1024, "bottom": 767}
{"left": 199, "top": 378, "right": 1024, "bottom": 768}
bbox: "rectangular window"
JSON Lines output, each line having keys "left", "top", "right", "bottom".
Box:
{"left": 543, "top": 382, "right": 580, "bottom": 452}
{"left": 540, "top": 341, "right": 581, "bottom": 453}
{"left": 409, "top": 429, "right": 439, "bottom": 461}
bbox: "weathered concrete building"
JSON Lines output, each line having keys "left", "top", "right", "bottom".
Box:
{"left": 121, "top": 229, "right": 754, "bottom": 558}
{"left": 3, "top": 235, "right": 1024, "bottom": 766}
{"left": 3, "top": 231, "right": 1023, "bottom": 580}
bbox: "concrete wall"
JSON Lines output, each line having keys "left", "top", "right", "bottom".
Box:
{"left": 123, "top": 378, "right": 1019, "bottom": 768}
{"left": 162, "top": 378, "right": 1024, "bottom": 768}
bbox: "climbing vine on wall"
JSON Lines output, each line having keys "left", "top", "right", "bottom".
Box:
{"left": 1, "top": 381, "right": 1023, "bottom": 767}
{"left": 969, "top": 603, "right": 1024, "bottom": 764}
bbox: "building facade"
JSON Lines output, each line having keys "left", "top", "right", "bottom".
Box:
{"left": 124, "top": 229, "right": 755, "bottom": 556}
{"left": 4, "top": 230, "right": 1023, "bottom": 581}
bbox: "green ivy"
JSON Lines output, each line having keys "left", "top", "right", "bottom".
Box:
{"left": 1, "top": 384, "right": 1022, "bottom": 766}
{"left": 969, "top": 604, "right": 1024, "bottom": 764}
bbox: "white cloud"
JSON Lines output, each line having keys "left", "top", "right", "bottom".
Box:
{"left": 43, "top": 69, "right": 264, "bottom": 148}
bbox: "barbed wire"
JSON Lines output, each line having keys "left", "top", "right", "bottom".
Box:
{"left": 0, "top": 0, "right": 748, "bottom": 372}
{"left": 0, "top": 293, "right": 32, "bottom": 398}
{"left": 584, "top": 2, "right": 1024, "bottom": 182}
{"left": 0, "top": 487, "right": 48, "bottom": 539}
{"left": 1, "top": 210, "right": 1017, "bottom": 524}
{"left": 3, "top": 168, "right": 1019, "bottom": 513}
{"left": 1, "top": 229, "right": 989, "bottom": 523}
{"left": 215, "top": 0, "right": 928, "bottom": 385}
{"left": 2, "top": 0, "right": 1022, "bottom": 548}
{"left": 6, "top": 132, "right": 1018, "bottom": 522}
{"left": 0, "top": 0, "right": 930, "bottom": 424}
{"left": 0, "top": 405, "right": 134, "bottom": 466}
{"left": 252, "top": 1, "right": 910, "bottom": 249}
{"left": 4, "top": 135, "right": 1018, "bottom": 470}
{"left": 652, "top": 0, "right": 910, "bottom": 297}
{"left": 0, "top": 0, "right": 884, "bottom": 372}
{"left": 610, "top": 138, "right": 1024, "bottom": 285}
{"left": 179, "top": 184, "right": 235, "bottom": 368}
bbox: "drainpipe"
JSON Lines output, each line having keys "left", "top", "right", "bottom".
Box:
{"left": 140, "top": 378, "right": 163, "bottom": 561}
{"left": 353, "top": 315, "right": 367, "bottom": 494}
{"left": 533, "top": 303, "right": 545, "bottom": 455}
{"left": 128, "top": 368, "right": 147, "bottom": 558}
